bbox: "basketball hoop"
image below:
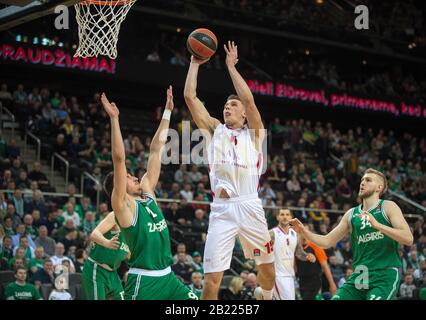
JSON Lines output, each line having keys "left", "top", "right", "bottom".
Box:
{"left": 74, "top": 0, "right": 136, "bottom": 59}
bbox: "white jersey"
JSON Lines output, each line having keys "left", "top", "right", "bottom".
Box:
{"left": 207, "top": 124, "right": 262, "bottom": 197}
{"left": 273, "top": 227, "right": 298, "bottom": 277}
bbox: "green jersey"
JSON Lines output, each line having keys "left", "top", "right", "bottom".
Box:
{"left": 29, "top": 258, "right": 44, "bottom": 272}
{"left": 120, "top": 196, "right": 173, "bottom": 270}
{"left": 187, "top": 284, "right": 203, "bottom": 299}
{"left": 5, "top": 282, "right": 41, "bottom": 300}
{"left": 26, "top": 226, "right": 37, "bottom": 239}
{"left": 192, "top": 262, "right": 204, "bottom": 275}
{"left": 89, "top": 229, "right": 129, "bottom": 271}
{"left": 4, "top": 226, "right": 15, "bottom": 237}
{"left": 8, "top": 258, "right": 28, "bottom": 271}
{"left": 14, "top": 247, "right": 33, "bottom": 261}
{"left": 350, "top": 199, "right": 402, "bottom": 271}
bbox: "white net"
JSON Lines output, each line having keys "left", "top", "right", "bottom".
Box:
{"left": 74, "top": 0, "right": 136, "bottom": 59}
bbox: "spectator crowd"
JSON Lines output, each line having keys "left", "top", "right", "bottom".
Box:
{"left": 0, "top": 71, "right": 425, "bottom": 300}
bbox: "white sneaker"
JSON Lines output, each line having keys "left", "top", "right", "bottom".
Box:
{"left": 254, "top": 287, "right": 264, "bottom": 300}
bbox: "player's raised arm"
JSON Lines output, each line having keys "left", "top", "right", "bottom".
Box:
{"left": 141, "top": 86, "right": 174, "bottom": 197}
{"left": 89, "top": 211, "right": 120, "bottom": 250}
{"left": 184, "top": 56, "right": 220, "bottom": 134}
{"left": 101, "top": 94, "right": 130, "bottom": 227}
{"left": 224, "top": 41, "right": 264, "bottom": 141}
{"left": 363, "top": 200, "right": 413, "bottom": 246}
{"left": 290, "top": 210, "right": 351, "bottom": 249}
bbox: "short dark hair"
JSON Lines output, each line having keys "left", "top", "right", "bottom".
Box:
{"left": 75, "top": 249, "right": 85, "bottom": 260}
{"left": 15, "top": 266, "right": 26, "bottom": 274}
{"left": 226, "top": 94, "right": 241, "bottom": 102}
{"left": 279, "top": 207, "right": 293, "bottom": 217}
{"left": 44, "top": 259, "right": 52, "bottom": 265}
{"left": 103, "top": 171, "right": 114, "bottom": 199}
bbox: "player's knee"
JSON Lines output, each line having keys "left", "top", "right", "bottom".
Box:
{"left": 204, "top": 277, "right": 221, "bottom": 288}
{"left": 203, "top": 273, "right": 222, "bottom": 289}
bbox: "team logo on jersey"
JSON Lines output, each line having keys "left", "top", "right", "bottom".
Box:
{"left": 15, "top": 292, "right": 33, "bottom": 298}
{"left": 357, "top": 231, "right": 384, "bottom": 244}
{"left": 147, "top": 219, "right": 167, "bottom": 233}
{"left": 224, "top": 149, "right": 242, "bottom": 164}
{"left": 120, "top": 242, "right": 130, "bottom": 253}
{"left": 253, "top": 249, "right": 261, "bottom": 256}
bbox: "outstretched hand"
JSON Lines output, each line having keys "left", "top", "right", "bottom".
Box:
{"left": 224, "top": 41, "right": 239, "bottom": 67}
{"left": 165, "top": 85, "right": 174, "bottom": 111}
{"left": 190, "top": 55, "right": 210, "bottom": 65}
{"left": 101, "top": 93, "right": 119, "bottom": 118}
{"left": 289, "top": 218, "right": 306, "bottom": 234}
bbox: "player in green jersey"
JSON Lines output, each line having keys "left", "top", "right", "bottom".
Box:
{"left": 290, "top": 168, "right": 413, "bottom": 300}
{"left": 5, "top": 266, "right": 42, "bottom": 300}
{"left": 101, "top": 86, "right": 198, "bottom": 300}
{"left": 82, "top": 211, "right": 130, "bottom": 300}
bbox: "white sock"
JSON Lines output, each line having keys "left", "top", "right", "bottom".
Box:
{"left": 262, "top": 288, "right": 273, "bottom": 300}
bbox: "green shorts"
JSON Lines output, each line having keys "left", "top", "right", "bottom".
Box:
{"left": 332, "top": 267, "right": 401, "bottom": 300}
{"left": 124, "top": 270, "right": 198, "bottom": 300}
{"left": 82, "top": 259, "right": 124, "bottom": 300}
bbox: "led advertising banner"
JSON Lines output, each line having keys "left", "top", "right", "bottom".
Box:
{"left": 0, "top": 43, "right": 116, "bottom": 74}
{"left": 247, "top": 80, "right": 426, "bottom": 120}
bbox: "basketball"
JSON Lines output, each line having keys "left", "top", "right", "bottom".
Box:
{"left": 186, "top": 28, "right": 218, "bottom": 60}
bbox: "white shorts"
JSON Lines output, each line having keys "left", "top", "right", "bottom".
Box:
{"left": 203, "top": 193, "right": 274, "bottom": 273}
{"left": 274, "top": 276, "right": 295, "bottom": 300}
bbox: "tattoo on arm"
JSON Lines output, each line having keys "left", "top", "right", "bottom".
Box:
{"left": 295, "top": 239, "right": 308, "bottom": 261}
{"left": 269, "top": 230, "right": 275, "bottom": 245}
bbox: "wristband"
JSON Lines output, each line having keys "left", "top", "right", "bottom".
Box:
{"left": 162, "top": 109, "right": 171, "bottom": 120}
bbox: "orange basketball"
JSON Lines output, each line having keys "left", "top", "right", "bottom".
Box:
{"left": 187, "top": 28, "right": 218, "bottom": 60}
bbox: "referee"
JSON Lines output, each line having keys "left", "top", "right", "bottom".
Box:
{"left": 296, "top": 229, "right": 337, "bottom": 300}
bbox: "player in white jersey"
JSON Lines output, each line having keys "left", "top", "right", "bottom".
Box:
{"left": 184, "top": 41, "right": 275, "bottom": 300}
{"left": 270, "top": 208, "right": 316, "bottom": 300}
